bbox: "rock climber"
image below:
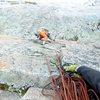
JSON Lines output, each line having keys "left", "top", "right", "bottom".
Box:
{"left": 35, "top": 28, "right": 52, "bottom": 45}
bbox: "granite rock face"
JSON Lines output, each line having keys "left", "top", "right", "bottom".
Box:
{"left": 0, "top": 90, "right": 20, "bottom": 100}
{"left": 0, "top": 36, "right": 100, "bottom": 89}
{"left": 0, "top": 2, "right": 100, "bottom": 42}
{"left": 0, "top": 36, "right": 59, "bottom": 89}
{"left": 21, "top": 87, "right": 54, "bottom": 100}
{"left": 0, "top": 1, "right": 100, "bottom": 99}
{"left": 0, "top": 87, "right": 54, "bottom": 100}
{"left": 61, "top": 41, "right": 100, "bottom": 70}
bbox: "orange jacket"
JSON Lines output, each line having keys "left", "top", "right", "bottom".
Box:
{"left": 38, "top": 31, "right": 48, "bottom": 41}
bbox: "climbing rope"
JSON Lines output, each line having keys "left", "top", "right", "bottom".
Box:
{"left": 42, "top": 52, "right": 100, "bottom": 100}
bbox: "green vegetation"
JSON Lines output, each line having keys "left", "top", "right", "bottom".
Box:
{"left": 68, "top": 34, "right": 79, "bottom": 41}
{"left": 17, "top": 87, "right": 29, "bottom": 96}
{"left": 71, "top": 35, "right": 79, "bottom": 41}
{"left": 0, "top": 84, "right": 9, "bottom": 90}
{"left": 0, "top": 83, "right": 29, "bottom": 96}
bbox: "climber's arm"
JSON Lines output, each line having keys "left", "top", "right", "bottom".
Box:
{"left": 48, "top": 33, "right": 54, "bottom": 41}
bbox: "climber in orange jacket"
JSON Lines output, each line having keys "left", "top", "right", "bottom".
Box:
{"left": 35, "top": 28, "right": 52, "bottom": 45}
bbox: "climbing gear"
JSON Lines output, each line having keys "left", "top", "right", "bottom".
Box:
{"left": 42, "top": 52, "right": 100, "bottom": 100}
{"left": 62, "top": 63, "right": 77, "bottom": 72}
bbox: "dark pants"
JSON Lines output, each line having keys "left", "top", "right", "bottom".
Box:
{"left": 77, "top": 66, "right": 100, "bottom": 96}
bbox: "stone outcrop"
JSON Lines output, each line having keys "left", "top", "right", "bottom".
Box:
{"left": 0, "top": 2, "right": 100, "bottom": 42}
{"left": 0, "top": 35, "right": 59, "bottom": 89}
{"left": 0, "top": 87, "right": 54, "bottom": 100}
{"left": 0, "top": 35, "right": 100, "bottom": 89}
{"left": 0, "top": 1, "right": 100, "bottom": 99}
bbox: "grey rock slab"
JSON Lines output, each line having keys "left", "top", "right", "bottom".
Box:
{"left": 0, "top": 90, "right": 20, "bottom": 100}
{"left": 0, "top": 3, "right": 100, "bottom": 42}
{"left": 61, "top": 41, "right": 100, "bottom": 70}
{"left": 21, "top": 87, "right": 54, "bottom": 100}
{"left": 0, "top": 35, "right": 59, "bottom": 89}
{"left": 0, "top": 36, "right": 100, "bottom": 89}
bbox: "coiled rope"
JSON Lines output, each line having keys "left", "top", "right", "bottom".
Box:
{"left": 42, "top": 52, "right": 100, "bottom": 100}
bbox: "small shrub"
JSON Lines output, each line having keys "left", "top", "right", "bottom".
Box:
{"left": 70, "top": 35, "right": 79, "bottom": 41}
